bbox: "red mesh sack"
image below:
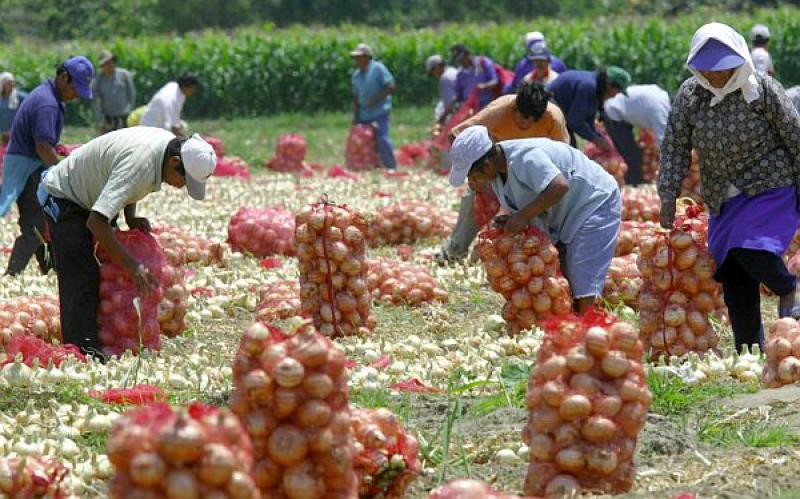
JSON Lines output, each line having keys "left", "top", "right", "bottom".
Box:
{"left": 523, "top": 310, "right": 650, "bottom": 497}
{"left": 55, "top": 143, "right": 82, "bottom": 157}
{"left": 584, "top": 125, "right": 627, "bottom": 187}
{"left": 0, "top": 455, "right": 70, "bottom": 498}
{"left": 432, "top": 91, "right": 479, "bottom": 152}
{"left": 2, "top": 334, "right": 85, "bottom": 367}
{"left": 295, "top": 202, "right": 376, "bottom": 337}
{"left": 154, "top": 225, "right": 225, "bottom": 267}
{"left": 603, "top": 254, "right": 642, "bottom": 309}
{"left": 763, "top": 318, "right": 800, "bottom": 388}
{"left": 215, "top": 156, "right": 252, "bottom": 179}
{"left": 255, "top": 280, "right": 304, "bottom": 325}
{"left": 266, "top": 133, "right": 308, "bottom": 173}
{"left": 366, "top": 200, "right": 456, "bottom": 246}
{"left": 473, "top": 190, "right": 503, "bottom": 228}
{"left": 352, "top": 407, "right": 421, "bottom": 498}
{"left": 0, "top": 295, "right": 61, "bottom": 349}
{"left": 229, "top": 322, "right": 358, "bottom": 498}
{"left": 477, "top": 227, "right": 572, "bottom": 335}
{"left": 621, "top": 186, "right": 660, "bottom": 223}
{"left": 346, "top": 124, "right": 380, "bottom": 171}
{"left": 97, "top": 230, "right": 165, "bottom": 356}
{"left": 679, "top": 151, "right": 702, "bottom": 203}
{"left": 396, "top": 141, "right": 431, "bottom": 167}
{"left": 227, "top": 206, "right": 296, "bottom": 258}
{"left": 638, "top": 129, "right": 659, "bottom": 183}
{"left": 367, "top": 257, "right": 448, "bottom": 305}
{"left": 89, "top": 384, "right": 167, "bottom": 406}
{"left": 158, "top": 265, "right": 188, "bottom": 337}
{"left": 429, "top": 479, "right": 529, "bottom": 498}
{"left": 108, "top": 402, "right": 258, "bottom": 498}
{"left": 201, "top": 135, "right": 226, "bottom": 157}
{"left": 637, "top": 205, "right": 725, "bottom": 359}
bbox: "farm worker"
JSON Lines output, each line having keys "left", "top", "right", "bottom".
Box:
{"left": 547, "top": 66, "right": 631, "bottom": 149}
{"left": 93, "top": 50, "right": 136, "bottom": 134}
{"left": 449, "top": 126, "right": 620, "bottom": 313}
{"left": 0, "top": 56, "right": 94, "bottom": 276}
{"left": 426, "top": 54, "right": 459, "bottom": 125}
{"left": 436, "top": 82, "right": 570, "bottom": 264}
{"left": 139, "top": 74, "right": 199, "bottom": 138}
{"left": 786, "top": 86, "right": 800, "bottom": 112}
{"left": 351, "top": 43, "right": 397, "bottom": 169}
{"left": 602, "top": 84, "right": 671, "bottom": 185}
{"left": 1, "top": 72, "right": 27, "bottom": 145}
{"left": 451, "top": 44, "right": 500, "bottom": 110}
{"left": 658, "top": 23, "right": 800, "bottom": 353}
{"left": 37, "top": 129, "right": 216, "bottom": 356}
{"left": 749, "top": 24, "right": 774, "bottom": 76}
{"left": 522, "top": 45, "right": 560, "bottom": 86}
{"left": 505, "top": 32, "right": 567, "bottom": 94}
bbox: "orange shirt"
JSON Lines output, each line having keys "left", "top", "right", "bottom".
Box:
{"left": 452, "top": 95, "right": 569, "bottom": 143}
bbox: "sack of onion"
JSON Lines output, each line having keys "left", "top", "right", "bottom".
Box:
{"left": 0, "top": 294, "right": 61, "bottom": 349}
{"left": 679, "top": 151, "right": 702, "bottom": 203}
{"left": 638, "top": 129, "right": 659, "bottom": 183}
{"left": 227, "top": 206, "right": 296, "bottom": 258}
{"left": 201, "top": 135, "right": 226, "bottom": 157}
{"left": 108, "top": 402, "right": 258, "bottom": 498}
{"left": 229, "top": 322, "right": 358, "bottom": 498}
{"left": 154, "top": 225, "right": 225, "bottom": 267}
{"left": 2, "top": 333, "right": 85, "bottom": 367}
{"left": 0, "top": 455, "right": 70, "bottom": 497}
{"left": 351, "top": 407, "right": 421, "bottom": 498}
{"left": 215, "top": 156, "right": 252, "bottom": 180}
{"left": 158, "top": 265, "right": 188, "bottom": 337}
{"left": 367, "top": 257, "right": 448, "bottom": 306}
{"left": 97, "top": 230, "right": 165, "bottom": 356}
{"left": 296, "top": 201, "right": 376, "bottom": 337}
{"left": 477, "top": 227, "right": 572, "bottom": 335}
{"left": 615, "top": 221, "right": 658, "bottom": 257}
{"left": 429, "top": 479, "right": 527, "bottom": 498}
{"left": 523, "top": 309, "right": 650, "bottom": 496}
{"left": 346, "top": 124, "right": 380, "bottom": 171}
{"left": 396, "top": 141, "right": 431, "bottom": 167}
{"left": 636, "top": 205, "right": 725, "bottom": 359}
{"left": 473, "top": 190, "right": 503, "bottom": 229}
{"left": 366, "top": 200, "right": 456, "bottom": 247}
{"left": 266, "top": 134, "right": 308, "bottom": 174}
{"left": 621, "top": 186, "right": 660, "bottom": 223}
{"left": 584, "top": 128, "right": 627, "bottom": 188}
{"left": 256, "top": 280, "right": 304, "bottom": 325}
{"left": 603, "top": 254, "right": 642, "bottom": 310}
{"left": 762, "top": 318, "right": 800, "bottom": 388}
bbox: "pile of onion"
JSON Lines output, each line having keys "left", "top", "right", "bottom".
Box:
{"left": 351, "top": 407, "right": 421, "bottom": 498}
{"left": 615, "top": 221, "right": 658, "bottom": 257}
{"left": 603, "top": 254, "right": 642, "bottom": 309}
{"left": 108, "top": 402, "right": 258, "bottom": 498}
{"left": 429, "top": 479, "right": 526, "bottom": 498}
{"left": 227, "top": 206, "right": 296, "bottom": 258}
{"left": 229, "top": 322, "right": 358, "bottom": 497}
{"left": 215, "top": 156, "right": 252, "bottom": 180}
{"left": 523, "top": 310, "right": 650, "bottom": 496}
{"left": 637, "top": 207, "right": 725, "bottom": 359}
{"left": 346, "top": 124, "right": 380, "bottom": 171}
{"left": 584, "top": 128, "right": 627, "bottom": 188}
{"left": 296, "top": 202, "right": 376, "bottom": 337}
{"left": 0, "top": 295, "right": 61, "bottom": 349}
{"left": 256, "top": 280, "right": 304, "bottom": 325}
{"left": 395, "top": 141, "right": 431, "bottom": 167}
{"left": 638, "top": 129, "right": 660, "bottom": 183}
{"left": 2, "top": 333, "right": 85, "bottom": 367}
{"left": 97, "top": 230, "right": 165, "bottom": 356}
{"left": 154, "top": 225, "right": 225, "bottom": 267}
{"left": 621, "top": 186, "right": 660, "bottom": 222}
{"left": 366, "top": 257, "right": 448, "bottom": 306}
{"left": 158, "top": 265, "right": 188, "bottom": 337}
{"left": 476, "top": 227, "right": 572, "bottom": 335}
{"left": 679, "top": 151, "right": 702, "bottom": 203}
{"left": 265, "top": 133, "right": 308, "bottom": 174}
{"left": 762, "top": 318, "right": 800, "bottom": 388}
{"left": 0, "top": 455, "right": 70, "bottom": 497}
{"left": 366, "top": 200, "right": 456, "bottom": 247}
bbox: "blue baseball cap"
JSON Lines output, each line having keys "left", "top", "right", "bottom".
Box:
{"left": 64, "top": 56, "right": 94, "bottom": 99}
{"left": 688, "top": 38, "right": 746, "bottom": 71}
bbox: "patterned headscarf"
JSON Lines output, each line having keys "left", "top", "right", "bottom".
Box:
{"left": 0, "top": 72, "right": 20, "bottom": 109}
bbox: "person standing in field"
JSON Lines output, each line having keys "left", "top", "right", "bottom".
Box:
{"left": 37, "top": 129, "right": 216, "bottom": 356}
{"left": 436, "top": 82, "right": 570, "bottom": 264}
{"left": 140, "top": 74, "right": 199, "bottom": 137}
{"left": 750, "top": 24, "right": 774, "bottom": 77}
{"left": 506, "top": 32, "right": 567, "bottom": 94}
{"left": 93, "top": 50, "right": 136, "bottom": 134}
{"left": 0, "top": 72, "right": 27, "bottom": 145}
{"left": 351, "top": 43, "right": 397, "bottom": 169}
{"left": 426, "top": 54, "right": 459, "bottom": 125}
{"left": 602, "top": 83, "right": 671, "bottom": 185}
{"left": 522, "top": 45, "right": 560, "bottom": 86}
{"left": 451, "top": 44, "right": 501, "bottom": 111}
{"left": 658, "top": 23, "right": 800, "bottom": 353}
{"left": 0, "top": 57, "right": 94, "bottom": 276}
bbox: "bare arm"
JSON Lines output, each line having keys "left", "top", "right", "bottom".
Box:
{"left": 35, "top": 141, "right": 60, "bottom": 166}
{"left": 124, "top": 203, "right": 151, "bottom": 232}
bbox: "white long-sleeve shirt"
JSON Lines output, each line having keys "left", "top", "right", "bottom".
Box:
{"left": 603, "top": 84, "right": 671, "bottom": 144}
{"left": 139, "top": 81, "right": 185, "bottom": 130}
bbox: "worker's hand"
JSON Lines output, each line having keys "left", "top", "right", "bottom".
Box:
{"left": 592, "top": 136, "right": 611, "bottom": 152}
{"left": 127, "top": 217, "right": 152, "bottom": 233}
{"left": 503, "top": 213, "right": 529, "bottom": 235}
{"left": 131, "top": 264, "right": 159, "bottom": 295}
{"left": 660, "top": 201, "right": 676, "bottom": 229}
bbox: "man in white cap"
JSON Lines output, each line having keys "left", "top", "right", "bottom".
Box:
{"left": 37, "top": 127, "right": 216, "bottom": 356}
{"left": 506, "top": 31, "right": 568, "bottom": 93}
{"left": 449, "top": 126, "right": 620, "bottom": 313}
{"left": 351, "top": 43, "right": 397, "bottom": 169}
{"left": 750, "top": 24, "right": 774, "bottom": 76}
{"left": 426, "top": 54, "right": 459, "bottom": 124}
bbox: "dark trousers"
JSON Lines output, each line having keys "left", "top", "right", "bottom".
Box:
{"left": 102, "top": 115, "right": 129, "bottom": 134}
{"left": 6, "top": 167, "right": 51, "bottom": 275}
{"left": 604, "top": 119, "right": 643, "bottom": 186}
{"left": 48, "top": 200, "right": 103, "bottom": 357}
{"left": 717, "top": 248, "right": 796, "bottom": 353}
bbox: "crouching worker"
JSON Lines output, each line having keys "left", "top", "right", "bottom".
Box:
{"left": 37, "top": 127, "right": 216, "bottom": 356}
{"left": 449, "top": 126, "right": 621, "bottom": 313}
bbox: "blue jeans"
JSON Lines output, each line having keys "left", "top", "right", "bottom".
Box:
{"left": 359, "top": 113, "right": 396, "bottom": 169}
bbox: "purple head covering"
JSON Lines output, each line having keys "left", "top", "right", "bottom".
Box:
{"left": 688, "top": 38, "right": 746, "bottom": 71}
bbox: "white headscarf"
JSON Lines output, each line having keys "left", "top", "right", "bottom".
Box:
{"left": 0, "top": 72, "right": 20, "bottom": 109}
{"left": 687, "top": 22, "right": 760, "bottom": 107}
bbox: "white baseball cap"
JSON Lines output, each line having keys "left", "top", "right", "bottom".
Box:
{"left": 448, "top": 126, "right": 493, "bottom": 187}
{"left": 751, "top": 24, "right": 770, "bottom": 40}
{"left": 180, "top": 134, "right": 217, "bottom": 200}
{"left": 426, "top": 54, "right": 444, "bottom": 74}
{"left": 524, "top": 31, "right": 545, "bottom": 47}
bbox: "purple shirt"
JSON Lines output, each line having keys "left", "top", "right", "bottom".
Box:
{"left": 455, "top": 56, "right": 498, "bottom": 109}
{"left": 6, "top": 80, "right": 65, "bottom": 158}
{"left": 506, "top": 55, "right": 568, "bottom": 94}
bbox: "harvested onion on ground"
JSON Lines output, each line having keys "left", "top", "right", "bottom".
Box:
{"left": 366, "top": 200, "right": 456, "bottom": 246}
{"left": 0, "top": 454, "right": 71, "bottom": 497}
{"left": 367, "top": 257, "right": 448, "bottom": 306}
{"left": 429, "top": 479, "right": 527, "bottom": 498}
{"left": 0, "top": 294, "right": 61, "bottom": 348}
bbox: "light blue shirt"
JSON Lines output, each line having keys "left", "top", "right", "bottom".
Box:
{"left": 603, "top": 84, "right": 671, "bottom": 144}
{"left": 436, "top": 67, "right": 459, "bottom": 121}
{"left": 491, "top": 138, "right": 619, "bottom": 244}
{"left": 352, "top": 60, "right": 394, "bottom": 122}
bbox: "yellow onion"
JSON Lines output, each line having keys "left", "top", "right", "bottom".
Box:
{"left": 586, "top": 447, "right": 618, "bottom": 476}
{"left": 581, "top": 416, "right": 617, "bottom": 443}
{"left": 164, "top": 469, "right": 200, "bottom": 499}
{"left": 198, "top": 444, "right": 236, "bottom": 486}
{"left": 554, "top": 446, "right": 585, "bottom": 472}
{"left": 129, "top": 452, "right": 166, "bottom": 487}
{"left": 267, "top": 425, "right": 309, "bottom": 466}
{"left": 559, "top": 394, "right": 592, "bottom": 420}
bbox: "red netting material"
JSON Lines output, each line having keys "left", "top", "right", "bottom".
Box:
{"left": 214, "top": 155, "right": 252, "bottom": 179}
{"left": 396, "top": 141, "right": 431, "bottom": 167}
{"left": 0, "top": 455, "right": 71, "bottom": 498}
{"left": 153, "top": 225, "right": 225, "bottom": 267}
{"left": 2, "top": 334, "right": 85, "bottom": 367}
{"left": 227, "top": 206, "right": 296, "bottom": 258}
{"left": 346, "top": 124, "right": 380, "bottom": 171}
{"left": 255, "top": 280, "right": 304, "bottom": 325}
{"left": 366, "top": 200, "right": 456, "bottom": 247}
{"left": 0, "top": 295, "right": 61, "bottom": 349}
{"left": 429, "top": 479, "right": 533, "bottom": 498}
{"left": 621, "top": 186, "right": 660, "bottom": 223}
{"left": 157, "top": 265, "right": 188, "bottom": 337}
{"left": 89, "top": 384, "right": 166, "bottom": 406}
{"left": 477, "top": 227, "right": 572, "bottom": 335}
{"left": 200, "top": 135, "right": 226, "bottom": 157}
{"left": 366, "top": 257, "right": 449, "bottom": 306}
{"left": 97, "top": 230, "right": 165, "bottom": 356}
{"left": 603, "top": 254, "right": 642, "bottom": 310}
{"left": 266, "top": 133, "right": 309, "bottom": 174}
{"left": 583, "top": 126, "right": 627, "bottom": 188}
{"left": 523, "top": 310, "right": 650, "bottom": 496}
{"left": 473, "top": 190, "right": 502, "bottom": 228}
{"left": 763, "top": 318, "right": 800, "bottom": 388}
{"left": 229, "top": 323, "right": 358, "bottom": 497}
